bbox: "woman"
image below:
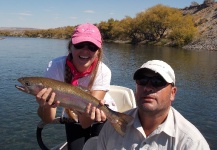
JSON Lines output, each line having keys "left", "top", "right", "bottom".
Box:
{"left": 36, "top": 23, "right": 117, "bottom": 150}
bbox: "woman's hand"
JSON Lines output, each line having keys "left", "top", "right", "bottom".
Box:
{"left": 85, "top": 102, "right": 106, "bottom": 122}
{"left": 36, "top": 87, "right": 60, "bottom": 108}
{"left": 79, "top": 100, "right": 106, "bottom": 128}
{"left": 36, "top": 88, "right": 60, "bottom": 123}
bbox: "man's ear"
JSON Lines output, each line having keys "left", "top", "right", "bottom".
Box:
{"left": 170, "top": 86, "right": 177, "bottom": 102}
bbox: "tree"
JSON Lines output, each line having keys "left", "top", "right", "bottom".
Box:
{"left": 98, "top": 21, "right": 111, "bottom": 40}
{"left": 111, "top": 16, "right": 134, "bottom": 41}
{"left": 134, "top": 5, "right": 182, "bottom": 41}
{"left": 131, "top": 4, "right": 197, "bottom": 46}
{"left": 63, "top": 26, "right": 74, "bottom": 39}
{"left": 169, "top": 14, "right": 197, "bottom": 46}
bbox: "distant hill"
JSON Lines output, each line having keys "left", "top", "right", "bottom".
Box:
{"left": 0, "top": 27, "right": 38, "bottom": 31}
{"left": 0, "top": 27, "right": 39, "bottom": 36}
{"left": 181, "top": 2, "right": 217, "bottom": 51}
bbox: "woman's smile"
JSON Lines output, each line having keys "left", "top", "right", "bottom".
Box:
{"left": 79, "top": 55, "right": 91, "bottom": 59}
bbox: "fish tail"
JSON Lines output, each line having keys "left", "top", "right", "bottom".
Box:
{"left": 109, "top": 111, "right": 134, "bottom": 136}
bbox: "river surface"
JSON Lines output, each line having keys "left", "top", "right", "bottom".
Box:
{"left": 0, "top": 37, "right": 216, "bottom": 150}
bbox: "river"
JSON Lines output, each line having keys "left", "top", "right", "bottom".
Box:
{"left": 0, "top": 37, "right": 216, "bottom": 149}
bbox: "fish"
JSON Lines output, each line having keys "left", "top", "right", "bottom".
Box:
{"left": 15, "top": 77, "right": 134, "bottom": 136}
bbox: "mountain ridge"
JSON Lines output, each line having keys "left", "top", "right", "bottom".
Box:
{"left": 182, "top": 2, "right": 217, "bottom": 51}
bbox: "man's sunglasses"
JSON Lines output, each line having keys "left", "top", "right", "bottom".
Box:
{"left": 136, "top": 76, "right": 167, "bottom": 88}
{"left": 73, "top": 42, "right": 99, "bottom": 52}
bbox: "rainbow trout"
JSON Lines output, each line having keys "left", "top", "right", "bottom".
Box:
{"left": 15, "top": 77, "right": 134, "bottom": 136}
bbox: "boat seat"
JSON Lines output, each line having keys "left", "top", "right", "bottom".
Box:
{"left": 108, "top": 85, "right": 136, "bottom": 112}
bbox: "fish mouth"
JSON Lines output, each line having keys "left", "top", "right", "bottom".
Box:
{"left": 15, "top": 85, "right": 29, "bottom": 93}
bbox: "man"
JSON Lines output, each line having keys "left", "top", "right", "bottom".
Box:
{"left": 97, "top": 60, "right": 210, "bottom": 150}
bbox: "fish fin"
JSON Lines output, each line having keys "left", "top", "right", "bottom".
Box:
{"left": 65, "top": 108, "right": 79, "bottom": 122}
{"left": 110, "top": 111, "right": 134, "bottom": 136}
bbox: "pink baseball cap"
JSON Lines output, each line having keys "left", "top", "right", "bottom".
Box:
{"left": 71, "top": 23, "right": 102, "bottom": 48}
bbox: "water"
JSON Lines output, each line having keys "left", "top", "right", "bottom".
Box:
{"left": 0, "top": 37, "right": 216, "bottom": 150}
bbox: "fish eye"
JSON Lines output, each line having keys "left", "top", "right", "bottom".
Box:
{"left": 25, "top": 81, "right": 31, "bottom": 86}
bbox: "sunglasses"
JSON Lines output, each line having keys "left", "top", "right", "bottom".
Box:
{"left": 73, "top": 42, "right": 99, "bottom": 52}
{"left": 136, "top": 76, "right": 167, "bottom": 88}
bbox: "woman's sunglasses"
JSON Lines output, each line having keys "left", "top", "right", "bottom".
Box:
{"left": 73, "top": 42, "right": 99, "bottom": 52}
{"left": 136, "top": 76, "right": 167, "bottom": 88}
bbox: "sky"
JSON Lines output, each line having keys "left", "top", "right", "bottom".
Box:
{"left": 0, "top": 0, "right": 204, "bottom": 29}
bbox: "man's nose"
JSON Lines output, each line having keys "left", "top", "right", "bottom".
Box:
{"left": 142, "top": 81, "right": 154, "bottom": 92}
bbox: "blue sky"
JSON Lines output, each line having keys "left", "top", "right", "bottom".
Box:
{"left": 0, "top": 0, "right": 204, "bottom": 29}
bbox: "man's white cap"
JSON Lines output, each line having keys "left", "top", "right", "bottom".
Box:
{"left": 133, "top": 60, "right": 175, "bottom": 85}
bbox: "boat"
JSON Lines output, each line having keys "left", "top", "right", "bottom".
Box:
{"left": 36, "top": 85, "right": 136, "bottom": 150}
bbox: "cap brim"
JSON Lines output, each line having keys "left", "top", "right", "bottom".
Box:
{"left": 133, "top": 68, "right": 147, "bottom": 80}
{"left": 72, "top": 37, "right": 102, "bottom": 48}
